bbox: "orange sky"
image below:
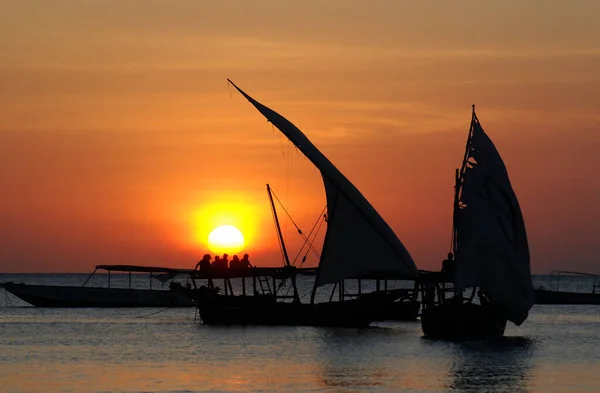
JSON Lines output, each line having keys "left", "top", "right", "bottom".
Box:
{"left": 1, "top": 1, "right": 599, "bottom": 273}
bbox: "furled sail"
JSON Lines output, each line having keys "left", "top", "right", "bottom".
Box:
{"left": 227, "top": 79, "right": 418, "bottom": 286}
{"left": 454, "top": 109, "right": 534, "bottom": 325}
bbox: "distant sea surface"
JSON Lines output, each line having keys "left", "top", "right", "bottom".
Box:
{"left": 1, "top": 273, "right": 600, "bottom": 393}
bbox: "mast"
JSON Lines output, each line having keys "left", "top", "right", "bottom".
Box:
{"left": 458, "top": 105, "right": 478, "bottom": 178}
{"left": 267, "top": 183, "right": 291, "bottom": 267}
{"left": 267, "top": 183, "right": 300, "bottom": 302}
{"left": 451, "top": 105, "right": 477, "bottom": 254}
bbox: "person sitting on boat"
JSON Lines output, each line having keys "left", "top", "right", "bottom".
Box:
{"left": 441, "top": 252, "right": 456, "bottom": 280}
{"left": 212, "top": 255, "right": 223, "bottom": 270}
{"left": 240, "top": 254, "right": 252, "bottom": 268}
{"left": 230, "top": 255, "right": 240, "bottom": 269}
{"left": 195, "top": 254, "right": 212, "bottom": 271}
{"left": 221, "top": 254, "right": 229, "bottom": 268}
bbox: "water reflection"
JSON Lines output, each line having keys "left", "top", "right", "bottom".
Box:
{"left": 314, "top": 325, "right": 431, "bottom": 392}
{"left": 8, "top": 288, "right": 600, "bottom": 393}
{"left": 442, "top": 337, "right": 536, "bottom": 393}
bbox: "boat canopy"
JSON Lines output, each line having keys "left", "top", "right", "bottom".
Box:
{"left": 96, "top": 264, "right": 317, "bottom": 279}
{"left": 95, "top": 265, "right": 196, "bottom": 274}
{"left": 227, "top": 80, "right": 418, "bottom": 287}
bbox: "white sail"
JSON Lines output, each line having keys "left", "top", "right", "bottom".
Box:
{"left": 228, "top": 79, "right": 418, "bottom": 286}
{"left": 454, "top": 112, "right": 534, "bottom": 325}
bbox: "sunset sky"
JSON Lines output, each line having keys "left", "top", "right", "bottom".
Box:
{"left": 1, "top": 1, "right": 599, "bottom": 273}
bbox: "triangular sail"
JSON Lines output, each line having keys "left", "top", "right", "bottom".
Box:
{"left": 454, "top": 109, "right": 534, "bottom": 325}
{"left": 228, "top": 79, "right": 418, "bottom": 286}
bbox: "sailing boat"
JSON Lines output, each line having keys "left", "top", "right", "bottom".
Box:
{"left": 420, "top": 106, "right": 534, "bottom": 339}
{"left": 191, "top": 80, "right": 420, "bottom": 327}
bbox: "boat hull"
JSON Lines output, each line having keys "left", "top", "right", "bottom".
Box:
{"left": 193, "top": 288, "right": 392, "bottom": 327}
{"left": 356, "top": 289, "right": 420, "bottom": 321}
{"left": 534, "top": 289, "right": 600, "bottom": 305}
{"left": 421, "top": 302, "right": 507, "bottom": 340}
{"left": 0, "top": 282, "right": 194, "bottom": 307}
{"left": 374, "top": 299, "right": 420, "bottom": 321}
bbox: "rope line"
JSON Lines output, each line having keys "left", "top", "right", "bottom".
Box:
{"left": 270, "top": 188, "right": 322, "bottom": 259}
{"left": 292, "top": 206, "right": 326, "bottom": 266}
{"left": 135, "top": 307, "right": 172, "bottom": 318}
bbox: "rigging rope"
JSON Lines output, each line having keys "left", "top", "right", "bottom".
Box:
{"left": 280, "top": 133, "right": 285, "bottom": 156}
{"left": 270, "top": 188, "right": 301, "bottom": 233}
{"left": 285, "top": 143, "right": 291, "bottom": 240}
{"left": 135, "top": 307, "right": 173, "bottom": 318}
{"left": 299, "top": 288, "right": 313, "bottom": 301}
{"left": 271, "top": 188, "right": 322, "bottom": 260}
{"left": 292, "top": 206, "right": 326, "bottom": 266}
{"left": 300, "top": 215, "right": 326, "bottom": 267}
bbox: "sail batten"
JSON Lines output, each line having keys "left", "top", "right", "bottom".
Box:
{"left": 454, "top": 112, "right": 534, "bottom": 325}
{"left": 228, "top": 79, "right": 418, "bottom": 285}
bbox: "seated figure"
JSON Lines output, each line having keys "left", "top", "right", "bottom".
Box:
{"left": 240, "top": 254, "right": 252, "bottom": 268}
{"left": 212, "top": 256, "right": 223, "bottom": 271}
{"left": 221, "top": 254, "right": 229, "bottom": 268}
{"left": 230, "top": 255, "right": 240, "bottom": 269}
{"left": 196, "top": 254, "right": 212, "bottom": 271}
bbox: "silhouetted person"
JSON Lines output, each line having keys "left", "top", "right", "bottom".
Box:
{"left": 240, "top": 253, "right": 251, "bottom": 268}
{"left": 212, "top": 255, "right": 222, "bottom": 270}
{"left": 221, "top": 254, "right": 229, "bottom": 268}
{"left": 230, "top": 255, "right": 240, "bottom": 269}
{"left": 441, "top": 252, "right": 456, "bottom": 279}
{"left": 195, "top": 254, "right": 212, "bottom": 271}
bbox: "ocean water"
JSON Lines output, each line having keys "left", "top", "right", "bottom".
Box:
{"left": 1, "top": 274, "right": 600, "bottom": 393}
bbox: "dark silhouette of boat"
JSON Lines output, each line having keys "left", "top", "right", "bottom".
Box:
{"left": 189, "top": 263, "right": 420, "bottom": 326}
{"left": 534, "top": 270, "right": 600, "bottom": 304}
{"left": 0, "top": 265, "right": 195, "bottom": 307}
{"left": 190, "top": 80, "right": 421, "bottom": 327}
{"left": 419, "top": 107, "right": 534, "bottom": 339}
{"left": 191, "top": 268, "right": 417, "bottom": 327}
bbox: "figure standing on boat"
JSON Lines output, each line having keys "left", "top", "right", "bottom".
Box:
{"left": 441, "top": 252, "right": 456, "bottom": 280}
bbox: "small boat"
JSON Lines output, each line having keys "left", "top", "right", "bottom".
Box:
{"left": 0, "top": 265, "right": 196, "bottom": 307}
{"left": 190, "top": 80, "right": 421, "bottom": 327}
{"left": 191, "top": 266, "right": 406, "bottom": 327}
{"left": 419, "top": 107, "right": 534, "bottom": 339}
{"left": 190, "top": 254, "right": 420, "bottom": 327}
{"left": 534, "top": 270, "right": 600, "bottom": 304}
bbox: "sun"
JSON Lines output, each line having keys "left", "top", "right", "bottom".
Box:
{"left": 208, "top": 225, "right": 245, "bottom": 254}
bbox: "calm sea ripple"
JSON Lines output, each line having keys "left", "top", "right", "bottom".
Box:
{"left": 0, "top": 274, "right": 599, "bottom": 392}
